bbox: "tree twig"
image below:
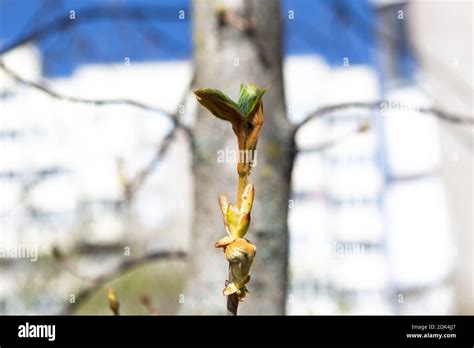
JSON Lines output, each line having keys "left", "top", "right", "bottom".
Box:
{"left": 226, "top": 266, "right": 239, "bottom": 316}
{"left": 52, "top": 246, "right": 97, "bottom": 285}
{"left": 116, "top": 126, "right": 177, "bottom": 204}
{"left": 140, "top": 294, "right": 159, "bottom": 315}
{"left": 60, "top": 249, "right": 187, "bottom": 314}
{"left": 127, "top": 71, "right": 196, "bottom": 199}
{"left": 297, "top": 121, "right": 370, "bottom": 153}
{"left": 293, "top": 101, "right": 473, "bottom": 136}
{"left": 1, "top": 59, "right": 196, "bottom": 200}
{"left": 0, "top": 58, "right": 182, "bottom": 125}
{"left": 0, "top": 57, "right": 195, "bottom": 145}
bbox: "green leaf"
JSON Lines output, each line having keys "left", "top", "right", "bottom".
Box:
{"left": 237, "top": 83, "right": 267, "bottom": 120}
{"left": 194, "top": 88, "right": 242, "bottom": 124}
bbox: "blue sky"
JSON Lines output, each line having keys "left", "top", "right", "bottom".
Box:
{"left": 0, "top": 0, "right": 414, "bottom": 77}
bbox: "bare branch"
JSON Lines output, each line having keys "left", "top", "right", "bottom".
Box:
{"left": 129, "top": 128, "right": 177, "bottom": 197}
{"left": 226, "top": 266, "right": 239, "bottom": 316}
{"left": 1, "top": 59, "right": 196, "bottom": 198}
{"left": 52, "top": 246, "right": 97, "bottom": 284}
{"left": 127, "top": 71, "right": 196, "bottom": 199}
{"left": 60, "top": 249, "right": 187, "bottom": 314}
{"left": 293, "top": 101, "right": 474, "bottom": 136}
{"left": 140, "top": 294, "right": 159, "bottom": 315}
{"left": 1, "top": 58, "right": 177, "bottom": 124}
{"left": 298, "top": 121, "right": 370, "bottom": 154}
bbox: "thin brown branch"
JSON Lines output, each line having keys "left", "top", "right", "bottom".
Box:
{"left": 128, "top": 127, "right": 177, "bottom": 200}
{"left": 293, "top": 101, "right": 473, "bottom": 136}
{"left": 1, "top": 58, "right": 196, "bottom": 200}
{"left": 116, "top": 124, "right": 179, "bottom": 204}
{"left": 60, "top": 249, "right": 187, "bottom": 314}
{"left": 298, "top": 121, "right": 370, "bottom": 153}
{"left": 0, "top": 58, "right": 179, "bottom": 125}
{"left": 0, "top": 58, "right": 196, "bottom": 147}
{"left": 140, "top": 294, "right": 159, "bottom": 315}
{"left": 127, "top": 71, "right": 196, "bottom": 198}
{"left": 226, "top": 266, "right": 239, "bottom": 316}
{"left": 52, "top": 246, "right": 97, "bottom": 284}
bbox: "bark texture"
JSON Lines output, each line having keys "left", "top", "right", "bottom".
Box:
{"left": 181, "top": 0, "right": 294, "bottom": 314}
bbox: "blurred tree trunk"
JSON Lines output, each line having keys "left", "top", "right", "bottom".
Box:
{"left": 181, "top": 0, "right": 294, "bottom": 314}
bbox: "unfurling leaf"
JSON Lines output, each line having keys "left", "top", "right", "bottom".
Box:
{"left": 194, "top": 84, "right": 267, "bottom": 151}
{"left": 193, "top": 88, "right": 242, "bottom": 127}
{"left": 237, "top": 83, "right": 267, "bottom": 121}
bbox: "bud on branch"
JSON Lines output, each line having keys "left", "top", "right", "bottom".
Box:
{"left": 194, "top": 83, "right": 267, "bottom": 314}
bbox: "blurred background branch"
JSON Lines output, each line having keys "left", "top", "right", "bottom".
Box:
{"left": 0, "top": 58, "right": 196, "bottom": 203}
{"left": 0, "top": 58, "right": 190, "bottom": 129}
{"left": 57, "top": 247, "right": 187, "bottom": 314}
{"left": 294, "top": 101, "right": 473, "bottom": 136}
